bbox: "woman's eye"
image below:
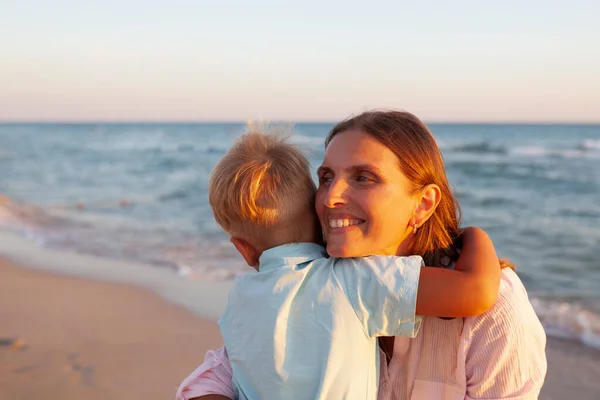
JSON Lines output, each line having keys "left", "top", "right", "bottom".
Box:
{"left": 355, "top": 174, "right": 374, "bottom": 183}
{"left": 318, "top": 175, "right": 333, "bottom": 185}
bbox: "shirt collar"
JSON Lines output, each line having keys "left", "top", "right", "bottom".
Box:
{"left": 259, "top": 243, "right": 326, "bottom": 272}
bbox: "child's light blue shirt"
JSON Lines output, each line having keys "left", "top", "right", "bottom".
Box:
{"left": 218, "top": 243, "right": 423, "bottom": 400}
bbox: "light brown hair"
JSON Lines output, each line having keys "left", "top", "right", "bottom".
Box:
{"left": 327, "top": 110, "right": 513, "bottom": 269}
{"left": 209, "top": 131, "right": 317, "bottom": 247}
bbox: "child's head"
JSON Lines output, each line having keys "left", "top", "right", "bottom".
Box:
{"left": 209, "top": 130, "right": 319, "bottom": 267}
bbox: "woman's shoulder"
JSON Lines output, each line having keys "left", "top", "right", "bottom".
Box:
{"left": 496, "top": 268, "right": 533, "bottom": 309}
{"left": 466, "top": 268, "right": 545, "bottom": 337}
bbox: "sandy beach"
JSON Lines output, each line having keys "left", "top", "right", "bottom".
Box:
{"left": 1, "top": 255, "right": 599, "bottom": 399}
{"left": 0, "top": 258, "right": 223, "bottom": 400}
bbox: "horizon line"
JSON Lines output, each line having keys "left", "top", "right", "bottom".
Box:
{"left": 1, "top": 119, "right": 600, "bottom": 125}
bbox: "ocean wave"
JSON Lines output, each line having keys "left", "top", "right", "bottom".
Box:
{"left": 289, "top": 134, "right": 326, "bottom": 147}
{"left": 200, "top": 141, "right": 235, "bottom": 154}
{"left": 176, "top": 262, "right": 241, "bottom": 280}
{"left": 206, "top": 145, "right": 227, "bottom": 153}
{"left": 558, "top": 208, "right": 600, "bottom": 219}
{"left": 158, "top": 189, "right": 191, "bottom": 201}
{"left": 579, "top": 138, "right": 600, "bottom": 151}
{"left": 150, "top": 156, "right": 190, "bottom": 170}
{"left": 510, "top": 144, "right": 600, "bottom": 159}
{"left": 83, "top": 130, "right": 168, "bottom": 152}
{"left": 439, "top": 137, "right": 600, "bottom": 159}
{"left": 0, "top": 194, "right": 246, "bottom": 279}
{"left": 0, "top": 195, "right": 69, "bottom": 231}
{"left": 446, "top": 142, "right": 507, "bottom": 154}
{"left": 84, "top": 135, "right": 233, "bottom": 155}
{"left": 531, "top": 297, "right": 600, "bottom": 350}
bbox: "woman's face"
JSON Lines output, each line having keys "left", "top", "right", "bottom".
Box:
{"left": 316, "top": 129, "right": 418, "bottom": 258}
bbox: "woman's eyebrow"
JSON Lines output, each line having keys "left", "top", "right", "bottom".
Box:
{"left": 316, "top": 166, "right": 331, "bottom": 175}
{"left": 317, "top": 164, "right": 383, "bottom": 175}
{"left": 348, "top": 164, "right": 383, "bottom": 175}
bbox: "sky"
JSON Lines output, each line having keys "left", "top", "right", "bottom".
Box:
{"left": 1, "top": 0, "right": 599, "bottom": 122}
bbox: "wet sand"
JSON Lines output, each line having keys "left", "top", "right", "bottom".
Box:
{"left": 540, "top": 336, "right": 600, "bottom": 399}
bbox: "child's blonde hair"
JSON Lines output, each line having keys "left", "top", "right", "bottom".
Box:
{"left": 209, "top": 129, "right": 317, "bottom": 246}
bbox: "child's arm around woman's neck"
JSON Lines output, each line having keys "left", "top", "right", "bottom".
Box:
{"left": 415, "top": 226, "right": 502, "bottom": 317}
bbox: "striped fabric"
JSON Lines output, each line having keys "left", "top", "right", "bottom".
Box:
{"left": 176, "top": 268, "right": 547, "bottom": 400}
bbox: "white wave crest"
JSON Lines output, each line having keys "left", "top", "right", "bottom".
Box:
{"left": 510, "top": 146, "right": 550, "bottom": 157}
{"left": 531, "top": 297, "right": 600, "bottom": 349}
{"left": 289, "top": 134, "right": 325, "bottom": 147}
{"left": 510, "top": 145, "right": 600, "bottom": 159}
{"left": 581, "top": 138, "right": 600, "bottom": 150}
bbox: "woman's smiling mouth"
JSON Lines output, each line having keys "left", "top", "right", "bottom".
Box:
{"left": 328, "top": 218, "right": 364, "bottom": 229}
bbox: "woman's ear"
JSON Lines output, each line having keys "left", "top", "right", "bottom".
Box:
{"left": 230, "top": 237, "right": 261, "bottom": 269}
{"left": 413, "top": 184, "right": 441, "bottom": 227}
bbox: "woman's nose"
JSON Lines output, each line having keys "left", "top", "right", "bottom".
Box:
{"left": 323, "top": 178, "right": 348, "bottom": 208}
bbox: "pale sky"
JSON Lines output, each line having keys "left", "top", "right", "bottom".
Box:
{"left": 1, "top": 0, "right": 599, "bottom": 122}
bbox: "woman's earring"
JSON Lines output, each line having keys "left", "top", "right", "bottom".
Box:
{"left": 413, "top": 223, "right": 418, "bottom": 234}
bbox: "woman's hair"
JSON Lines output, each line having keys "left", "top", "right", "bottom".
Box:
{"left": 326, "top": 110, "right": 513, "bottom": 269}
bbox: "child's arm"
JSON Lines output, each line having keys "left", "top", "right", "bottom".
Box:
{"left": 415, "top": 226, "right": 501, "bottom": 317}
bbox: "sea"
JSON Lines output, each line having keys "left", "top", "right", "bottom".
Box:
{"left": 1, "top": 122, "right": 599, "bottom": 349}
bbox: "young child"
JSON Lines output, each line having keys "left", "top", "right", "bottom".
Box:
{"left": 208, "top": 131, "right": 500, "bottom": 400}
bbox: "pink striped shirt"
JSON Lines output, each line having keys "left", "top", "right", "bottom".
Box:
{"left": 176, "top": 268, "right": 547, "bottom": 400}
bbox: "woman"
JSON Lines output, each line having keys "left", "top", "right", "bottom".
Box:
{"left": 177, "top": 110, "right": 547, "bottom": 400}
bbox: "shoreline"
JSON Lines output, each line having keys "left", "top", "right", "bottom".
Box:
{"left": 0, "top": 230, "right": 233, "bottom": 320}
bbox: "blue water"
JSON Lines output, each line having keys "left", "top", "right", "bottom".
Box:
{"left": 1, "top": 122, "right": 600, "bottom": 346}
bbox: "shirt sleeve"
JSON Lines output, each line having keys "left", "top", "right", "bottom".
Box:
{"left": 335, "top": 255, "right": 423, "bottom": 338}
{"left": 175, "top": 346, "right": 235, "bottom": 400}
{"left": 464, "top": 269, "right": 547, "bottom": 400}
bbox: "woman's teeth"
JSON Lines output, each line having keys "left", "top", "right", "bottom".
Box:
{"left": 329, "top": 219, "right": 362, "bottom": 228}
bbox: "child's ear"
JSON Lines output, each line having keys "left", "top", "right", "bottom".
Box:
{"left": 413, "top": 184, "right": 441, "bottom": 226}
{"left": 230, "top": 237, "right": 261, "bottom": 269}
